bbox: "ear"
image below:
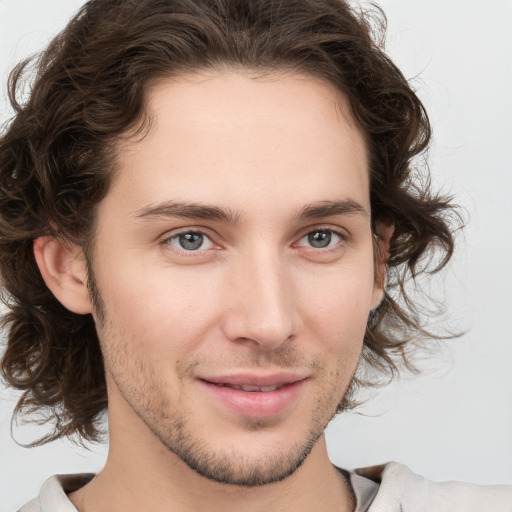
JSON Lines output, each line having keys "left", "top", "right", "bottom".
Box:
{"left": 371, "top": 221, "right": 394, "bottom": 310}
{"left": 33, "top": 236, "right": 93, "bottom": 315}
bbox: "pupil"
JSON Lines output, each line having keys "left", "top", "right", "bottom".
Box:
{"left": 179, "top": 233, "right": 203, "bottom": 250}
{"left": 308, "top": 231, "right": 331, "bottom": 248}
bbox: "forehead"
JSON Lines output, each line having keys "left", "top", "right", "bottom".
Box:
{"left": 105, "top": 71, "right": 369, "bottom": 221}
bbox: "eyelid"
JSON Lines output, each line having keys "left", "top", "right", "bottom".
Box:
{"left": 158, "top": 224, "right": 349, "bottom": 254}
{"left": 293, "top": 225, "right": 349, "bottom": 246}
{"left": 160, "top": 227, "right": 222, "bottom": 254}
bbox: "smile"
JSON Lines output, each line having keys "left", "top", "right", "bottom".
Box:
{"left": 212, "top": 383, "right": 287, "bottom": 392}
{"left": 198, "top": 373, "right": 307, "bottom": 417}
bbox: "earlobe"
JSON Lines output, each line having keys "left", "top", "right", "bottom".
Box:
{"left": 33, "top": 237, "right": 93, "bottom": 315}
{"left": 371, "top": 221, "right": 394, "bottom": 310}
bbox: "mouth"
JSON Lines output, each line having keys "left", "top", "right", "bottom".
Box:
{"left": 208, "top": 382, "right": 288, "bottom": 392}
{"left": 198, "top": 373, "right": 307, "bottom": 417}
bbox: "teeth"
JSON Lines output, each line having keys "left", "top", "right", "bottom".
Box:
{"left": 218, "top": 384, "right": 282, "bottom": 392}
{"left": 241, "top": 385, "right": 261, "bottom": 392}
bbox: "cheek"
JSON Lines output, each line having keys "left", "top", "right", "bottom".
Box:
{"left": 295, "top": 263, "right": 374, "bottom": 371}
{"left": 96, "top": 260, "right": 224, "bottom": 357}
{"left": 298, "top": 261, "right": 375, "bottom": 323}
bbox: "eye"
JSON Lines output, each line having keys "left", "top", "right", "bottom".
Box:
{"left": 295, "top": 229, "right": 344, "bottom": 249}
{"left": 166, "top": 231, "right": 215, "bottom": 251}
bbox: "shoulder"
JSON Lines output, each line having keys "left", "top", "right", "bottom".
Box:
{"left": 18, "top": 474, "right": 94, "bottom": 512}
{"left": 349, "top": 462, "right": 512, "bottom": 512}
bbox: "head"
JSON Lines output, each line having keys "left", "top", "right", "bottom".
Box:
{"left": 0, "top": 0, "right": 455, "bottom": 474}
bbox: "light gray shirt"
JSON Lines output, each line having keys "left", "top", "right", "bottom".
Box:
{"left": 18, "top": 462, "right": 512, "bottom": 511}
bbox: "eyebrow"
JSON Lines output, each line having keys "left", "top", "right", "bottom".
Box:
{"left": 293, "top": 200, "right": 369, "bottom": 221}
{"left": 133, "top": 198, "right": 368, "bottom": 224}
{"left": 133, "top": 200, "right": 241, "bottom": 223}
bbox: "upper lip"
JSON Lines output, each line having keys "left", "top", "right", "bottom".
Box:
{"left": 199, "top": 372, "right": 308, "bottom": 387}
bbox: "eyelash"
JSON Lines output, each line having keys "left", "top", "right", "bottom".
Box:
{"left": 293, "top": 228, "right": 347, "bottom": 252}
{"left": 162, "top": 229, "right": 218, "bottom": 255}
{"left": 160, "top": 227, "right": 348, "bottom": 255}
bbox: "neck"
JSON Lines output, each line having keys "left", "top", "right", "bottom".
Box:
{"left": 69, "top": 407, "right": 354, "bottom": 512}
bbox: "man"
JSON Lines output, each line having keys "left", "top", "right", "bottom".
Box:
{"left": 0, "top": 0, "right": 510, "bottom": 510}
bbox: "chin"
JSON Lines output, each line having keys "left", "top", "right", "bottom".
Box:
{"left": 165, "top": 427, "right": 323, "bottom": 487}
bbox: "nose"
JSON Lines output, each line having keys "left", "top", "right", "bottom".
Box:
{"left": 221, "top": 249, "right": 299, "bottom": 350}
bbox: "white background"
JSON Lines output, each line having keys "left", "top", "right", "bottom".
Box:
{"left": 0, "top": 0, "right": 511, "bottom": 510}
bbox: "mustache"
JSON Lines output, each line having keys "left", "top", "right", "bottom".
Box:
{"left": 178, "top": 345, "right": 324, "bottom": 378}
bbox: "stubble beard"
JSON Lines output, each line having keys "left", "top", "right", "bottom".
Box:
{"left": 158, "top": 375, "right": 345, "bottom": 487}
{"left": 88, "top": 264, "right": 356, "bottom": 487}
{"left": 105, "top": 343, "right": 353, "bottom": 487}
{"left": 156, "top": 415, "right": 324, "bottom": 487}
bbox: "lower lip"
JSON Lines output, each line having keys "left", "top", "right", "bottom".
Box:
{"left": 199, "top": 380, "right": 305, "bottom": 418}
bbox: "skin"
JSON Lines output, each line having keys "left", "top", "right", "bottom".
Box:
{"left": 37, "top": 70, "right": 388, "bottom": 512}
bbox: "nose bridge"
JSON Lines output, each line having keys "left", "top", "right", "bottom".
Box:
{"left": 224, "top": 244, "right": 296, "bottom": 348}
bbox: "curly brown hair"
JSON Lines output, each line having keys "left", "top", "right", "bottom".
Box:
{"left": 0, "top": 0, "right": 457, "bottom": 445}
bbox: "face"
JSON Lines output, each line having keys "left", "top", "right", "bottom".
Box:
{"left": 88, "top": 71, "right": 381, "bottom": 486}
